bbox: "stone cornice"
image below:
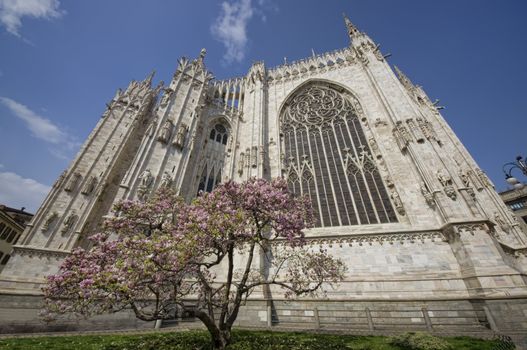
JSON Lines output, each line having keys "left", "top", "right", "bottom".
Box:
{"left": 12, "top": 245, "right": 70, "bottom": 259}
{"left": 273, "top": 230, "right": 445, "bottom": 247}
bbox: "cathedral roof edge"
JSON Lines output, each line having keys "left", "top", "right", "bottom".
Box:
{"left": 266, "top": 46, "right": 352, "bottom": 76}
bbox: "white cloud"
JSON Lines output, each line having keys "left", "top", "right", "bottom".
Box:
{"left": 211, "top": 0, "right": 256, "bottom": 64}
{"left": 0, "top": 0, "right": 64, "bottom": 37}
{"left": 0, "top": 96, "right": 79, "bottom": 157}
{"left": 0, "top": 171, "right": 50, "bottom": 213}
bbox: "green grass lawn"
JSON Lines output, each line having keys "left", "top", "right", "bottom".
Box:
{"left": 0, "top": 329, "right": 499, "bottom": 350}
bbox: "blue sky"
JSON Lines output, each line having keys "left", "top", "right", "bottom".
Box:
{"left": 0, "top": 0, "right": 526, "bottom": 212}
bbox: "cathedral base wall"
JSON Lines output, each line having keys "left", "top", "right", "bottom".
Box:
{"left": 0, "top": 293, "right": 152, "bottom": 334}
{"left": 1, "top": 293, "right": 527, "bottom": 344}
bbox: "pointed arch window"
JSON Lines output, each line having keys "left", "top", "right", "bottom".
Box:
{"left": 197, "top": 120, "right": 230, "bottom": 196}
{"left": 210, "top": 123, "right": 228, "bottom": 145}
{"left": 281, "top": 84, "right": 397, "bottom": 227}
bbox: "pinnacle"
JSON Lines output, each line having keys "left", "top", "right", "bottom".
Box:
{"left": 343, "top": 13, "right": 360, "bottom": 38}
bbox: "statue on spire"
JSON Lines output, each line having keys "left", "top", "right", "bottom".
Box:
{"left": 343, "top": 13, "right": 361, "bottom": 41}
{"left": 199, "top": 48, "right": 207, "bottom": 61}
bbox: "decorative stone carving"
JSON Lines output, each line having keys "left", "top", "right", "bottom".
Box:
{"left": 406, "top": 118, "right": 424, "bottom": 143}
{"left": 137, "top": 169, "right": 153, "bottom": 201}
{"left": 13, "top": 245, "right": 70, "bottom": 259}
{"left": 437, "top": 170, "right": 456, "bottom": 200}
{"left": 146, "top": 116, "right": 158, "bottom": 138}
{"left": 283, "top": 231, "right": 446, "bottom": 248}
{"left": 245, "top": 148, "right": 251, "bottom": 168}
{"left": 42, "top": 211, "right": 59, "bottom": 232}
{"left": 139, "top": 169, "right": 153, "bottom": 187}
{"left": 393, "top": 121, "right": 412, "bottom": 151}
{"left": 64, "top": 172, "right": 81, "bottom": 192}
{"left": 508, "top": 208, "right": 521, "bottom": 226}
{"left": 459, "top": 170, "right": 471, "bottom": 188}
{"left": 374, "top": 118, "right": 388, "bottom": 127}
{"left": 53, "top": 170, "right": 66, "bottom": 188}
{"left": 420, "top": 183, "right": 435, "bottom": 207}
{"left": 368, "top": 136, "right": 380, "bottom": 155}
{"left": 259, "top": 146, "right": 266, "bottom": 168}
{"left": 416, "top": 117, "right": 438, "bottom": 143}
{"left": 494, "top": 212, "right": 510, "bottom": 232}
{"left": 238, "top": 152, "right": 245, "bottom": 175}
{"left": 251, "top": 146, "right": 258, "bottom": 168}
{"left": 61, "top": 211, "right": 78, "bottom": 235}
{"left": 173, "top": 123, "right": 188, "bottom": 149}
{"left": 459, "top": 170, "right": 476, "bottom": 199}
{"left": 373, "top": 45, "right": 384, "bottom": 61}
{"left": 160, "top": 171, "right": 172, "bottom": 188}
{"left": 81, "top": 176, "right": 97, "bottom": 195}
{"left": 157, "top": 119, "right": 173, "bottom": 143}
{"left": 475, "top": 168, "right": 493, "bottom": 188}
{"left": 390, "top": 189, "right": 405, "bottom": 215}
{"left": 384, "top": 176, "right": 394, "bottom": 188}
{"left": 394, "top": 66, "right": 416, "bottom": 95}
{"left": 160, "top": 88, "right": 173, "bottom": 107}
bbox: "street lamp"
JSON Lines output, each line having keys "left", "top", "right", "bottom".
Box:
{"left": 503, "top": 155, "right": 527, "bottom": 190}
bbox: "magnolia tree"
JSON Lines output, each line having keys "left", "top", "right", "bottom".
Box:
{"left": 43, "top": 178, "right": 346, "bottom": 350}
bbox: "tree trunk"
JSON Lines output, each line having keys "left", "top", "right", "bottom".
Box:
{"left": 211, "top": 329, "right": 231, "bottom": 350}
{"left": 196, "top": 310, "right": 231, "bottom": 350}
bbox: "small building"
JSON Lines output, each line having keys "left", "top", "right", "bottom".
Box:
{"left": 0, "top": 205, "right": 33, "bottom": 273}
{"left": 500, "top": 186, "right": 527, "bottom": 234}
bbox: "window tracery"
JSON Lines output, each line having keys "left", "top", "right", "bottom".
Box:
{"left": 209, "top": 123, "right": 228, "bottom": 145}
{"left": 197, "top": 121, "right": 229, "bottom": 195}
{"left": 281, "top": 84, "right": 397, "bottom": 227}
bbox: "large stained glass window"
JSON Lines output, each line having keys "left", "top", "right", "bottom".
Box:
{"left": 281, "top": 83, "right": 397, "bottom": 227}
{"left": 197, "top": 123, "right": 228, "bottom": 195}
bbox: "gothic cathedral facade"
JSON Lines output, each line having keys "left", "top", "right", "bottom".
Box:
{"left": 1, "top": 16, "right": 527, "bottom": 334}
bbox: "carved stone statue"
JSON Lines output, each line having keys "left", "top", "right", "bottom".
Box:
{"left": 173, "top": 123, "right": 188, "bottom": 149}
{"left": 416, "top": 117, "right": 437, "bottom": 142}
{"left": 160, "top": 171, "right": 172, "bottom": 188}
{"left": 61, "top": 211, "right": 78, "bottom": 234}
{"left": 157, "top": 120, "right": 173, "bottom": 143}
{"left": 420, "top": 183, "right": 435, "bottom": 207}
{"left": 81, "top": 176, "right": 97, "bottom": 195}
{"left": 53, "top": 171, "right": 66, "bottom": 188}
{"left": 393, "top": 121, "right": 412, "bottom": 151}
{"left": 459, "top": 170, "right": 471, "bottom": 188}
{"left": 160, "top": 88, "right": 173, "bottom": 107}
{"left": 508, "top": 208, "right": 520, "bottom": 226}
{"left": 494, "top": 212, "right": 510, "bottom": 232}
{"left": 137, "top": 169, "right": 153, "bottom": 201}
{"left": 368, "top": 136, "right": 379, "bottom": 154}
{"left": 251, "top": 146, "right": 258, "bottom": 168}
{"left": 42, "top": 211, "right": 59, "bottom": 232}
{"left": 238, "top": 152, "right": 245, "bottom": 175}
{"left": 146, "top": 116, "right": 158, "bottom": 138}
{"left": 139, "top": 169, "right": 153, "bottom": 187}
{"left": 64, "top": 173, "right": 81, "bottom": 192}
{"left": 437, "top": 170, "right": 457, "bottom": 200}
{"left": 384, "top": 176, "right": 394, "bottom": 188}
{"left": 390, "top": 190, "right": 405, "bottom": 215}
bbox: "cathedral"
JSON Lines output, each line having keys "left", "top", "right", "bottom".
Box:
{"left": 1, "top": 16, "right": 527, "bottom": 337}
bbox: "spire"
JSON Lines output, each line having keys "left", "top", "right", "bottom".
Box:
{"left": 199, "top": 48, "right": 207, "bottom": 61}
{"left": 343, "top": 13, "right": 361, "bottom": 41}
{"left": 144, "top": 70, "right": 156, "bottom": 86}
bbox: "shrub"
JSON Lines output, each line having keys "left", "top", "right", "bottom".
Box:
{"left": 390, "top": 332, "right": 452, "bottom": 350}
